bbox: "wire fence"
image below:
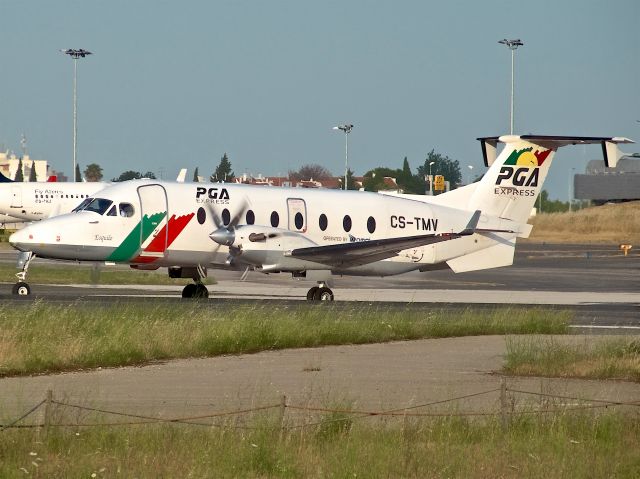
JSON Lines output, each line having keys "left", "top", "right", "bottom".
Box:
{"left": 2, "top": 380, "right": 639, "bottom": 432}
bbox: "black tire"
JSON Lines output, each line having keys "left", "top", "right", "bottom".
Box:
{"left": 181, "top": 283, "right": 197, "bottom": 298}
{"left": 12, "top": 282, "right": 31, "bottom": 296}
{"left": 193, "top": 284, "right": 209, "bottom": 299}
{"left": 306, "top": 286, "right": 319, "bottom": 301}
{"left": 314, "top": 287, "right": 334, "bottom": 301}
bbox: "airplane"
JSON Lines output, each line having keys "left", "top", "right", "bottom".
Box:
{"left": 0, "top": 168, "right": 188, "bottom": 222}
{"left": 8, "top": 135, "right": 632, "bottom": 298}
{"left": 0, "top": 171, "right": 108, "bottom": 221}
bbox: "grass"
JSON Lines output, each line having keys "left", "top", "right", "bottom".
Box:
{"left": 1, "top": 411, "right": 639, "bottom": 478}
{"left": 505, "top": 336, "right": 640, "bottom": 382}
{"left": 0, "top": 263, "right": 214, "bottom": 286}
{"left": 0, "top": 302, "right": 570, "bottom": 377}
{"left": 528, "top": 201, "right": 640, "bottom": 244}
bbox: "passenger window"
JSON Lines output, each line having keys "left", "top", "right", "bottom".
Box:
{"left": 222, "top": 208, "right": 231, "bottom": 226}
{"left": 119, "top": 203, "right": 135, "bottom": 218}
{"left": 270, "top": 211, "right": 279, "bottom": 227}
{"left": 107, "top": 205, "right": 117, "bottom": 216}
{"left": 294, "top": 212, "right": 304, "bottom": 230}
{"left": 343, "top": 215, "right": 352, "bottom": 232}
{"left": 319, "top": 214, "right": 328, "bottom": 231}
{"left": 367, "top": 216, "right": 376, "bottom": 234}
{"left": 246, "top": 210, "right": 255, "bottom": 225}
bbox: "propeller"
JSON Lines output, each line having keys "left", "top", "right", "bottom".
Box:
{"left": 206, "top": 198, "right": 251, "bottom": 267}
{"left": 207, "top": 197, "right": 249, "bottom": 247}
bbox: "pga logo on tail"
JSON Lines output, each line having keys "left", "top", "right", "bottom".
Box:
{"left": 495, "top": 147, "right": 551, "bottom": 187}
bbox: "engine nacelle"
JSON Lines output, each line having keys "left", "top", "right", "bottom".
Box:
{"left": 229, "top": 225, "right": 324, "bottom": 271}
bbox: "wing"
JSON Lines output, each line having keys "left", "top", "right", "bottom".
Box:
{"left": 285, "top": 211, "right": 493, "bottom": 268}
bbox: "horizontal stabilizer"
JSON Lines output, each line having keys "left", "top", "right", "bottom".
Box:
{"left": 477, "top": 135, "right": 634, "bottom": 167}
{"left": 447, "top": 239, "right": 515, "bottom": 273}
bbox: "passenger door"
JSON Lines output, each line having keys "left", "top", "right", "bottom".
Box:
{"left": 287, "top": 198, "right": 307, "bottom": 233}
{"left": 137, "top": 184, "right": 168, "bottom": 256}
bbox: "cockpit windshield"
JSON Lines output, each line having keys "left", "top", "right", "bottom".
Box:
{"left": 72, "top": 198, "right": 92, "bottom": 212}
{"left": 81, "top": 198, "right": 114, "bottom": 215}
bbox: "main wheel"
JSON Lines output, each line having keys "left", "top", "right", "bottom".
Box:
{"left": 306, "top": 286, "right": 319, "bottom": 301}
{"left": 193, "top": 283, "right": 209, "bottom": 298}
{"left": 314, "top": 287, "right": 334, "bottom": 301}
{"left": 181, "top": 283, "right": 197, "bottom": 298}
{"left": 12, "top": 282, "right": 31, "bottom": 296}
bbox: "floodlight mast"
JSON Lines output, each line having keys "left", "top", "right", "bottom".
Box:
{"left": 333, "top": 124, "right": 354, "bottom": 191}
{"left": 61, "top": 49, "right": 93, "bottom": 181}
{"left": 498, "top": 39, "right": 523, "bottom": 135}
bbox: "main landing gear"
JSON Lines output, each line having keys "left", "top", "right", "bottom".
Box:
{"left": 12, "top": 251, "right": 34, "bottom": 296}
{"left": 306, "top": 282, "right": 334, "bottom": 301}
{"left": 181, "top": 282, "right": 209, "bottom": 299}
{"left": 176, "top": 265, "right": 210, "bottom": 299}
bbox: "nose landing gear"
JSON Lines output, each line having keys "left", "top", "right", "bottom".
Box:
{"left": 306, "top": 282, "right": 334, "bottom": 301}
{"left": 12, "top": 251, "right": 34, "bottom": 296}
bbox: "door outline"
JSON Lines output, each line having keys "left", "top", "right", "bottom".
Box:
{"left": 10, "top": 186, "right": 22, "bottom": 208}
{"left": 287, "top": 198, "right": 307, "bottom": 233}
{"left": 137, "top": 184, "right": 169, "bottom": 256}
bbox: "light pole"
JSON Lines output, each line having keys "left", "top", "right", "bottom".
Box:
{"left": 61, "top": 48, "right": 92, "bottom": 181}
{"left": 467, "top": 164, "right": 474, "bottom": 184}
{"left": 498, "top": 39, "right": 523, "bottom": 135}
{"left": 569, "top": 167, "right": 575, "bottom": 212}
{"left": 333, "top": 124, "right": 353, "bottom": 191}
{"left": 428, "top": 161, "right": 435, "bottom": 195}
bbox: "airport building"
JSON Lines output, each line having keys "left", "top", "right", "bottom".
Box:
{"left": 0, "top": 151, "right": 50, "bottom": 181}
{"left": 574, "top": 155, "right": 640, "bottom": 204}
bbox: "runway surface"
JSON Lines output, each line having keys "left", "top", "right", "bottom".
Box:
{"left": 1, "top": 243, "right": 638, "bottom": 325}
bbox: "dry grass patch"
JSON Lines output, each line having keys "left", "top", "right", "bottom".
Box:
{"left": 505, "top": 336, "right": 640, "bottom": 382}
{"left": 528, "top": 201, "right": 640, "bottom": 244}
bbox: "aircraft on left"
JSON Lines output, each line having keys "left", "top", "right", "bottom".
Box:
{"left": 0, "top": 171, "right": 108, "bottom": 221}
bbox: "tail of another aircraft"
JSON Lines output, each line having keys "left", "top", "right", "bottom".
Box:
{"left": 468, "top": 135, "right": 633, "bottom": 223}
{"left": 0, "top": 171, "right": 14, "bottom": 183}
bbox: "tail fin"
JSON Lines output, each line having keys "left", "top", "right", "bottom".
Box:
{"left": 469, "top": 135, "right": 633, "bottom": 222}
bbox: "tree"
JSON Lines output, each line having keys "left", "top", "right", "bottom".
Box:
{"left": 211, "top": 153, "right": 234, "bottom": 182}
{"left": 75, "top": 164, "right": 82, "bottom": 182}
{"left": 288, "top": 164, "right": 333, "bottom": 182}
{"left": 111, "top": 170, "right": 157, "bottom": 182}
{"left": 14, "top": 158, "right": 24, "bottom": 182}
{"left": 417, "top": 150, "right": 461, "bottom": 191}
{"left": 28, "top": 163, "right": 37, "bottom": 182}
{"left": 339, "top": 168, "right": 358, "bottom": 190}
{"left": 193, "top": 167, "right": 199, "bottom": 182}
{"left": 362, "top": 167, "right": 403, "bottom": 192}
{"left": 84, "top": 163, "right": 103, "bottom": 182}
{"left": 538, "top": 190, "right": 570, "bottom": 213}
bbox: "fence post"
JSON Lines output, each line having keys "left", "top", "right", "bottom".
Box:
{"left": 44, "top": 390, "right": 53, "bottom": 436}
{"left": 278, "top": 395, "right": 287, "bottom": 431}
{"left": 500, "top": 378, "right": 508, "bottom": 431}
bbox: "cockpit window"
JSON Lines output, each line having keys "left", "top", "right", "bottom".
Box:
{"left": 83, "top": 198, "right": 114, "bottom": 215}
{"left": 72, "top": 198, "right": 92, "bottom": 212}
{"left": 106, "top": 205, "right": 117, "bottom": 216}
{"left": 119, "top": 203, "right": 135, "bottom": 218}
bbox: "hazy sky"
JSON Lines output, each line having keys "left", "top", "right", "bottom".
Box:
{"left": 1, "top": 0, "right": 638, "bottom": 199}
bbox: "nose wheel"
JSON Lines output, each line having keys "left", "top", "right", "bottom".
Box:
{"left": 306, "top": 283, "right": 334, "bottom": 301}
{"left": 12, "top": 251, "right": 34, "bottom": 296}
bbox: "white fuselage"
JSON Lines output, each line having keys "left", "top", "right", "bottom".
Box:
{"left": 10, "top": 180, "right": 508, "bottom": 276}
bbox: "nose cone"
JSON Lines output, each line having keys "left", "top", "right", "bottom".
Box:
{"left": 9, "top": 224, "right": 39, "bottom": 252}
